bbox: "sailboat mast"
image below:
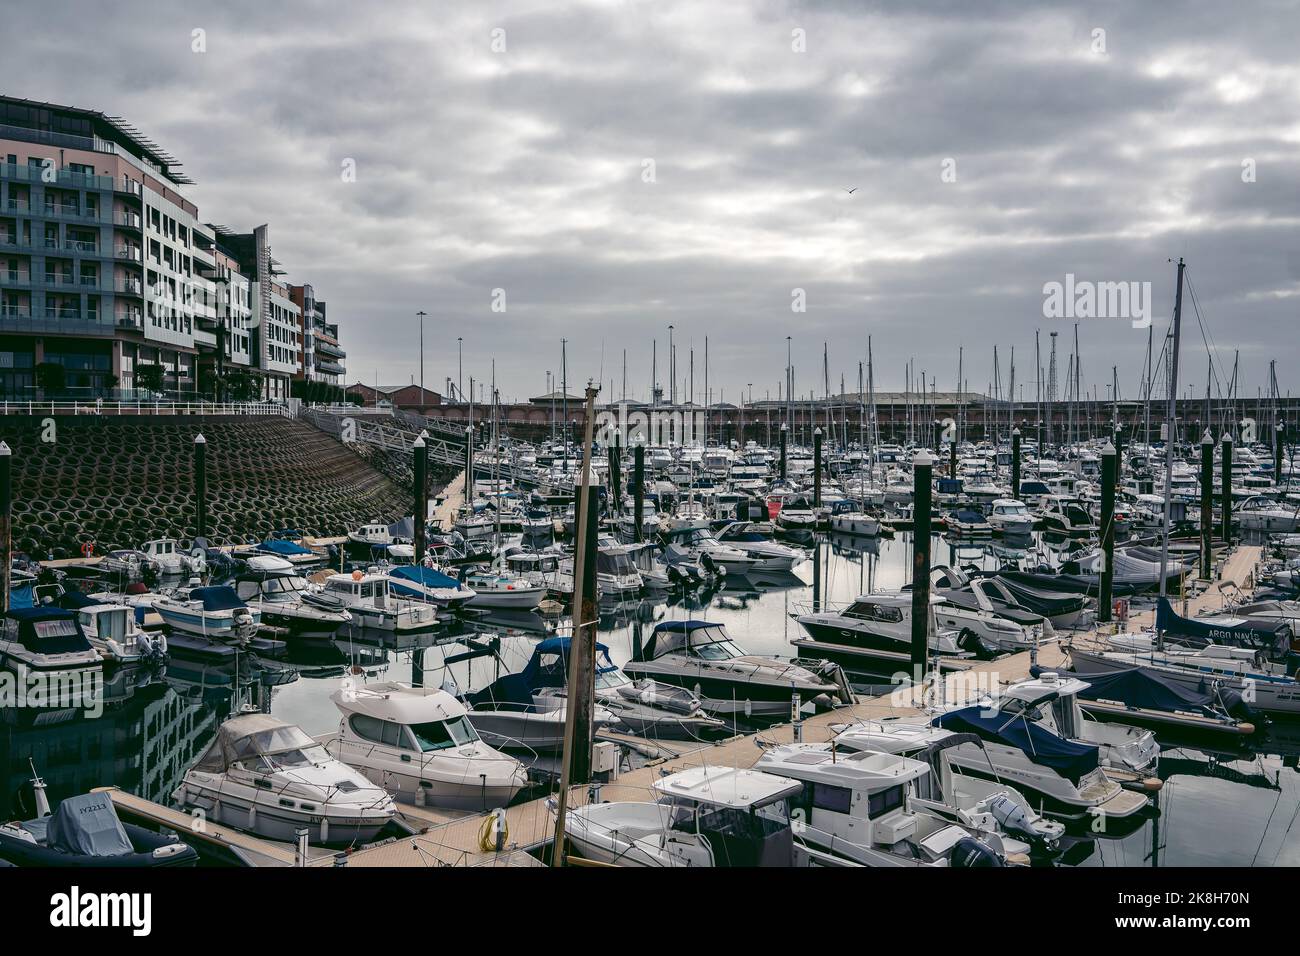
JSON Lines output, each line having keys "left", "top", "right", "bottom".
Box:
{"left": 1158, "top": 259, "right": 1187, "bottom": 599}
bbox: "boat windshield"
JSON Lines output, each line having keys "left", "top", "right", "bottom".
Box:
{"left": 409, "top": 715, "right": 480, "bottom": 751}
{"left": 263, "top": 576, "right": 308, "bottom": 596}
{"left": 251, "top": 744, "right": 330, "bottom": 771}
{"left": 687, "top": 629, "right": 743, "bottom": 660}
{"left": 596, "top": 551, "right": 637, "bottom": 575}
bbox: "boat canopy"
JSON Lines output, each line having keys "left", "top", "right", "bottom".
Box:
{"left": 522, "top": 637, "right": 618, "bottom": 690}
{"left": 637, "top": 620, "right": 731, "bottom": 661}
{"left": 4, "top": 607, "right": 92, "bottom": 654}
{"left": 931, "top": 705, "right": 1099, "bottom": 783}
{"left": 193, "top": 714, "right": 317, "bottom": 773}
{"left": 189, "top": 586, "right": 248, "bottom": 612}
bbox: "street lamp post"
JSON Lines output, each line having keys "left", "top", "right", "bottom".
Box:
{"left": 458, "top": 336, "right": 463, "bottom": 403}
{"left": 417, "top": 310, "right": 427, "bottom": 399}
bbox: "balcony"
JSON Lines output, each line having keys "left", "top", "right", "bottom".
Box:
{"left": 116, "top": 311, "right": 143, "bottom": 330}
{"left": 315, "top": 340, "right": 347, "bottom": 359}
{"left": 115, "top": 211, "right": 143, "bottom": 230}
{"left": 0, "top": 305, "right": 31, "bottom": 319}
{"left": 115, "top": 278, "right": 143, "bottom": 296}
{"left": 316, "top": 360, "right": 346, "bottom": 376}
{"left": 2, "top": 198, "right": 30, "bottom": 214}
{"left": 0, "top": 157, "right": 114, "bottom": 191}
{"left": 115, "top": 246, "right": 142, "bottom": 264}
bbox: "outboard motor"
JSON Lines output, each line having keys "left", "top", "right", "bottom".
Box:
{"left": 951, "top": 836, "right": 1004, "bottom": 868}
{"left": 987, "top": 794, "right": 1048, "bottom": 851}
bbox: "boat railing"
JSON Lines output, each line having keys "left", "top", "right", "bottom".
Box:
{"left": 0, "top": 399, "right": 292, "bottom": 418}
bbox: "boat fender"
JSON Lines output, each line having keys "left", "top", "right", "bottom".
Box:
{"left": 952, "top": 836, "right": 1004, "bottom": 867}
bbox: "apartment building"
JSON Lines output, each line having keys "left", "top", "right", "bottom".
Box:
{"left": 289, "top": 283, "right": 347, "bottom": 391}
{"left": 0, "top": 95, "right": 339, "bottom": 401}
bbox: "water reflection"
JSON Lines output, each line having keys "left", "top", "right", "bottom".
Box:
{"left": 2, "top": 530, "right": 1297, "bottom": 866}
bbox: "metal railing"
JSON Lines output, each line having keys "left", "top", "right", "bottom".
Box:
{"left": 0, "top": 400, "right": 293, "bottom": 418}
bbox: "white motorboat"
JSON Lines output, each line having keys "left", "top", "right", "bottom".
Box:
{"left": 793, "top": 592, "right": 969, "bottom": 667}
{"left": 776, "top": 494, "right": 819, "bottom": 532}
{"left": 559, "top": 765, "right": 806, "bottom": 867}
{"left": 51, "top": 588, "right": 167, "bottom": 665}
{"left": 386, "top": 564, "right": 477, "bottom": 610}
{"left": 987, "top": 499, "right": 1035, "bottom": 535}
{"left": 662, "top": 526, "right": 762, "bottom": 577}
{"left": 0, "top": 607, "right": 103, "bottom": 704}
{"left": 1036, "top": 496, "right": 1097, "bottom": 535}
{"left": 1235, "top": 495, "right": 1300, "bottom": 533}
{"left": 714, "top": 521, "right": 803, "bottom": 572}
{"left": 153, "top": 586, "right": 261, "bottom": 643}
{"left": 616, "top": 499, "right": 662, "bottom": 540}
{"left": 622, "top": 620, "right": 851, "bottom": 716}
{"left": 319, "top": 573, "right": 440, "bottom": 632}
{"left": 524, "top": 637, "right": 726, "bottom": 739}
{"left": 232, "top": 556, "right": 352, "bottom": 640}
{"left": 96, "top": 549, "right": 150, "bottom": 580}
{"left": 829, "top": 510, "right": 882, "bottom": 536}
{"left": 321, "top": 682, "right": 527, "bottom": 810}
{"left": 175, "top": 713, "right": 396, "bottom": 844}
{"left": 347, "top": 521, "right": 393, "bottom": 550}
{"left": 140, "top": 537, "right": 206, "bottom": 576}
{"left": 756, "top": 743, "right": 1023, "bottom": 866}
{"left": 928, "top": 568, "right": 1055, "bottom": 655}
{"left": 462, "top": 568, "right": 546, "bottom": 610}
{"left": 832, "top": 714, "right": 1148, "bottom": 821}
{"left": 1070, "top": 642, "right": 1300, "bottom": 716}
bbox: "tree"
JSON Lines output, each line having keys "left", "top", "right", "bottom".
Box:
{"left": 34, "top": 362, "right": 66, "bottom": 395}
{"left": 101, "top": 373, "right": 119, "bottom": 397}
{"left": 134, "top": 363, "right": 165, "bottom": 396}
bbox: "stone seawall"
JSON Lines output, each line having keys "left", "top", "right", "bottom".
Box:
{"left": 2, "top": 415, "right": 412, "bottom": 558}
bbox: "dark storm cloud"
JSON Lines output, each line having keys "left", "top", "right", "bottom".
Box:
{"left": 2, "top": 0, "right": 1296, "bottom": 402}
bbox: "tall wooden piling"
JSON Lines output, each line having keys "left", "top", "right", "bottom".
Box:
{"left": 1099, "top": 441, "right": 1116, "bottom": 623}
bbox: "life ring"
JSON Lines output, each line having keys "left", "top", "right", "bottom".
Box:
{"left": 81, "top": 541, "right": 94, "bottom": 558}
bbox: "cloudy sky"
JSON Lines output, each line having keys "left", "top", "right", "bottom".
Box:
{"left": 6, "top": 0, "right": 1298, "bottom": 405}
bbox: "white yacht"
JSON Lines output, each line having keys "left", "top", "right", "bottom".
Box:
{"left": 559, "top": 765, "right": 806, "bottom": 867}
{"left": 152, "top": 586, "right": 262, "bottom": 643}
{"left": 0, "top": 607, "right": 103, "bottom": 703}
{"left": 176, "top": 714, "right": 396, "bottom": 844}
{"left": 232, "top": 559, "right": 352, "bottom": 641}
{"left": 320, "top": 572, "right": 440, "bottom": 632}
{"left": 714, "top": 521, "right": 804, "bottom": 571}
{"left": 987, "top": 499, "right": 1035, "bottom": 535}
{"left": 793, "top": 593, "right": 969, "bottom": 667}
{"left": 661, "top": 526, "right": 762, "bottom": 576}
{"left": 53, "top": 589, "right": 167, "bottom": 665}
{"left": 462, "top": 568, "right": 546, "bottom": 610}
{"left": 140, "top": 537, "right": 206, "bottom": 576}
{"left": 756, "top": 743, "right": 1035, "bottom": 866}
{"left": 322, "top": 682, "right": 528, "bottom": 810}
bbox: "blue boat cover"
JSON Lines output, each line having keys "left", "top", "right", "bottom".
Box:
{"left": 8, "top": 584, "right": 33, "bottom": 610}
{"left": 189, "top": 586, "right": 246, "bottom": 612}
{"left": 259, "top": 538, "right": 312, "bottom": 556}
{"left": 390, "top": 565, "right": 460, "bottom": 589}
{"left": 932, "top": 705, "right": 1099, "bottom": 783}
